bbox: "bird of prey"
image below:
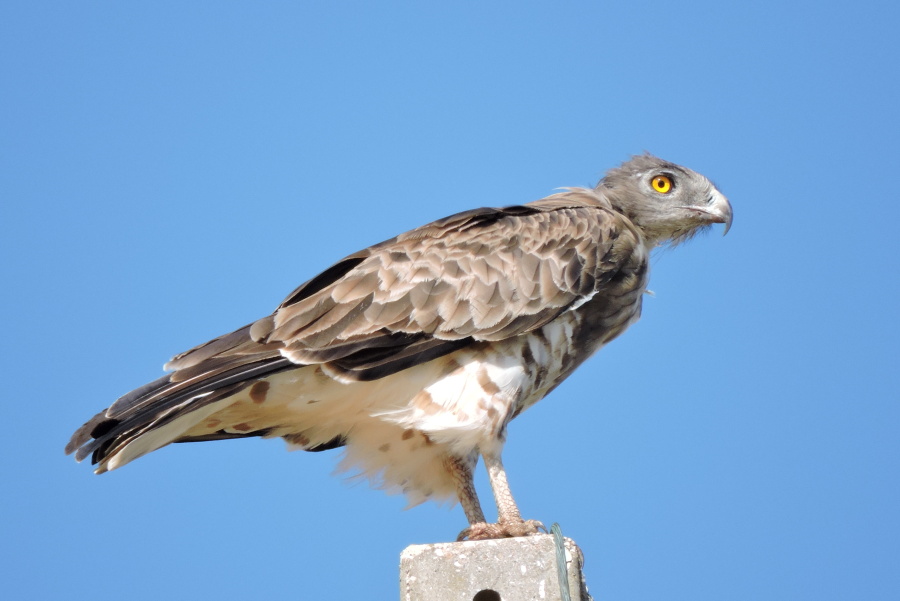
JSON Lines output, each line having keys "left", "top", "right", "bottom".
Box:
{"left": 67, "top": 154, "right": 732, "bottom": 540}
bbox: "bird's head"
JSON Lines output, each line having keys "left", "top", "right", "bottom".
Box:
{"left": 596, "top": 154, "right": 732, "bottom": 247}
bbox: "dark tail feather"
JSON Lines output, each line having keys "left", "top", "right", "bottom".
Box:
{"left": 66, "top": 356, "right": 296, "bottom": 468}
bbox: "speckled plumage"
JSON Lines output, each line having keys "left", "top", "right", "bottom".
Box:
{"left": 67, "top": 154, "right": 732, "bottom": 539}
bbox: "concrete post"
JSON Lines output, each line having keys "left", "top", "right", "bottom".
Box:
{"left": 400, "top": 534, "right": 592, "bottom": 601}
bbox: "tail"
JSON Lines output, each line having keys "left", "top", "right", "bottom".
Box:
{"left": 66, "top": 324, "right": 295, "bottom": 473}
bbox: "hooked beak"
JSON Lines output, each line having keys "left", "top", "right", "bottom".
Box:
{"left": 682, "top": 190, "right": 733, "bottom": 235}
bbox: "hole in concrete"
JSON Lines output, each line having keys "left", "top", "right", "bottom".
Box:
{"left": 473, "top": 590, "right": 501, "bottom": 601}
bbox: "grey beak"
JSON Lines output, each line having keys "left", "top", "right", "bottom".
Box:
{"left": 703, "top": 190, "right": 733, "bottom": 235}
{"left": 716, "top": 194, "right": 733, "bottom": 235}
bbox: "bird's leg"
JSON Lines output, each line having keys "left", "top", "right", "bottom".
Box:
{"left": 483, "top": 451, "right": 546, "bottom": 536}
{"left": 445, "top": 454, "right": 487, "bottom": 527}
{"left": 457, "top": 451, "right": 545, "bottom": 541}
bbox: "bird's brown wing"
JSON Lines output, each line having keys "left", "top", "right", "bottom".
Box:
{"left": 68, "top": 188, "right": 644, "bottom": 467}
{"left": 234, "top": 189, "right": 642, "bottom": 380}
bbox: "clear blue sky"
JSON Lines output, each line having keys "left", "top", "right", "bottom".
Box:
{"left": 2, "top": 2, "right": 898, "bottom": 599}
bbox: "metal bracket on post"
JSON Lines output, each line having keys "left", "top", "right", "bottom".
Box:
{"left": 399, "top": 533, "right": 592, "bottom": 601}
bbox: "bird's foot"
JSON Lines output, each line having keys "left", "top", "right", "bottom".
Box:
{"left": 457, "top": 519, "right": 547, "bottom": 541}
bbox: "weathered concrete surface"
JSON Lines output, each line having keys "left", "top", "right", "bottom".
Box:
{"left": 400, "top": 534, "right": 591, "bottom": 601}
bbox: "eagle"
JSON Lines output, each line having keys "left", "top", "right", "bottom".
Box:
{"left": 67, "top": 154, "right": 732, "bottom": 540}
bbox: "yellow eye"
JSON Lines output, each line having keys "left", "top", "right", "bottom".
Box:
{"left": 651, "top": 175, "right": 673, "bottom": 194}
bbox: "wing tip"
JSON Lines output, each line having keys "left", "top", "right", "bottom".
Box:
{"left": 65, "top": 409, "right": 111, "bottom": 458}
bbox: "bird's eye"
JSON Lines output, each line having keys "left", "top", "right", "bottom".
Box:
{"left": 651, "top": 175, "right": 673, "bottom": 194}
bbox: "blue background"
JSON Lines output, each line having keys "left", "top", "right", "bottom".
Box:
{"left": 2, "top": 2, "right": 898, "bottom": 599}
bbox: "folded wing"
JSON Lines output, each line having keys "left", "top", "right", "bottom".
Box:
{"left": 67, "top": 188, "right": 642, "bottom": 470}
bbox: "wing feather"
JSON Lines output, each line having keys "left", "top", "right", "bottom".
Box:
{"left": 257, "top": 189, "right": 635, "bottom": 358}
